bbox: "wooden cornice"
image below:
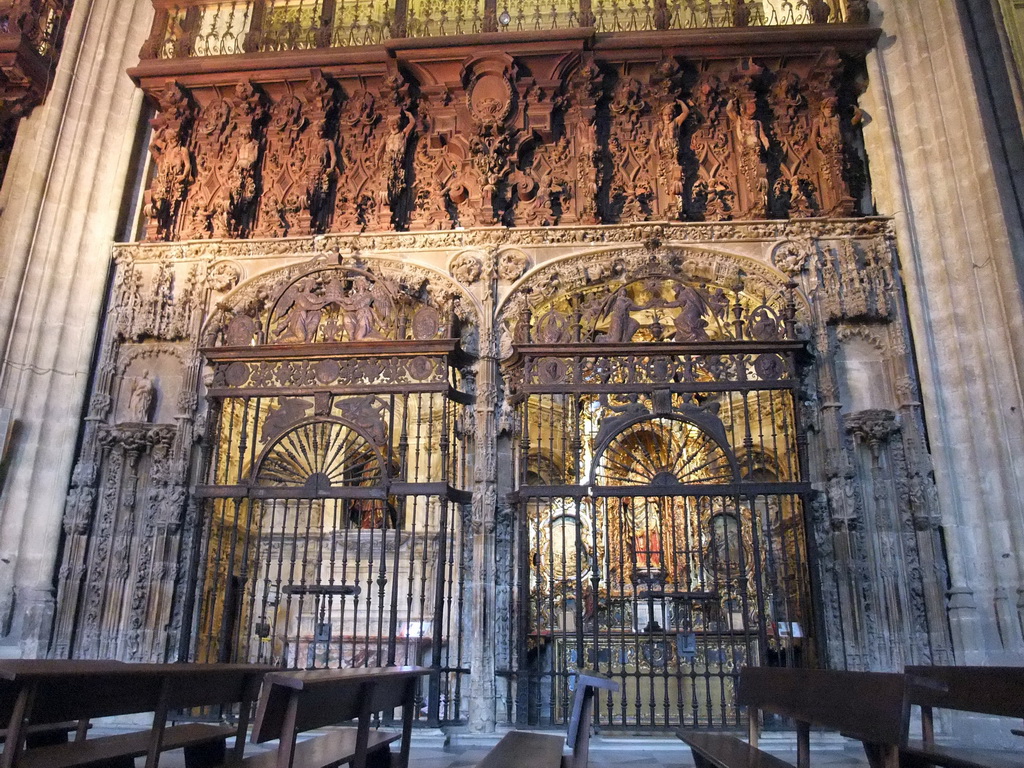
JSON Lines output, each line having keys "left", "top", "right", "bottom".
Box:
{"left": 128, "top": 25, "right": 881, "bottom": 92}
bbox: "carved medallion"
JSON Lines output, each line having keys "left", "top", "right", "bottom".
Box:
{"left": 468, "top": 73, "right": 513, "bottom": 128}
{"left": 408, "top": 356, "right": 436, "bottom": 381}
{"left": 411, "top": 306, "right": 442, "bottom": 339}
{"left": 225, "top": 314, "right": 258, "bottom": 346}
{"left": 224, "top": 362, "right": 250, "bottom": 387}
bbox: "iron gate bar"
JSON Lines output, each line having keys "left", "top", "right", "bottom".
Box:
{"left": 513, "top": 482, "right": 812, "bottom": 498}
{"left": 194, "top": 482, "right": 473, "bottom": 501}
{"left": 202, "top": 339, "right": 462, "bottom": 359}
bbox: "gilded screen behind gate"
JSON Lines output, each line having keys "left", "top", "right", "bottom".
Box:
{"left": 508, "top": 274, "right": 813, "bottom": 729}
{"left": 189, "top": 264, "right": 474, "bottom": 724}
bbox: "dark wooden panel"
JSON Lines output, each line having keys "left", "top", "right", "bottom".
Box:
{"left": 737, "top": 667, "right": 908, "bottom": 745}
{"left": 251, "top": 667, "right": 427, "bottom": 744}
{"left": 905, "top": 666, "right": 1024, "bottom": 720}
{"left": 474, "top": 731, "right": 565, "bottom": 768}
{"left": 902, "top": 741, "right": 1023, "bottom": 768}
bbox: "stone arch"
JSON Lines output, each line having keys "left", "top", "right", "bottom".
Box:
{"left": 201, "top": 254, "right": 481, "bottom": 349}
{"left": 498, "top": 245, "right": 804, "bottom": 348}
{"left": 498, "top": 244, "right": 807, "bottom": 328}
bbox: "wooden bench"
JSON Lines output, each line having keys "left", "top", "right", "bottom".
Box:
{"left": 678, "top": 667, "right": 909, "bottom": 768}
{"left": 240, "top": 665, "right": 428, "bottom": 768}
{"left": 476, "top": 670, "right": 619, "bottom": 768}
{"left": 903, "top": 665, "right": 1024, "bottom": 768}
{"left": 0, "top": 659, "right": 114, "bottom": 756}
{"left": 0, "top": 660, "right": 273, "bottom": 768}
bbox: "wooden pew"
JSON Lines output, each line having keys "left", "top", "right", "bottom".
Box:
{"left": 242, "top": 665, "right": 428, "bottom": 768}
{"left": 475, "top": 670, "right": 620, "bottom": 768}
{"left": 678, "top": 667, "right": 909, "bottom": 768}
{"left": 0, "top": 662, "right": 105, "bottom": 751}
{"left": 903, "top": 665, "right": 1024, "bottom": 768}
{"left": 0, "top": 661, "right": 273, "bottom": 768}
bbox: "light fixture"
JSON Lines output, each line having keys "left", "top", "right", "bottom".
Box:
{"left": 498, "top": 9, "right": 511, "bottom": 26}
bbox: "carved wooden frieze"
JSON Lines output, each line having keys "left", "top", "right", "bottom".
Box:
{"left": 138, "top": 48, "right": 870, "bottom": 240}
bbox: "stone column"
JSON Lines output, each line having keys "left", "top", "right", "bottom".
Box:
{"left": 860, "top": 0, "right": 1024, "bottom": 665}
{"left": 467, "top": 252, "right": 498, "bottom": 732}
{"left": 0, "top": 0, "right": 154, "bottom": 655}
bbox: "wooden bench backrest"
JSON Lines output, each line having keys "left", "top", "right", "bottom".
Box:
{"left": 738, "top": 667, "right": 908, "bottom": 744}
{"left": 564, "top": 671, "right": 620, "bottom": 768}
{"left": 251, "top": 667, "right": 423, "bottom": 745}
{"left": 905, "top": 666, "right": 1024, "bottom": 719}
{"left": 25, "top": 665, "right": 266, "bottom": 724}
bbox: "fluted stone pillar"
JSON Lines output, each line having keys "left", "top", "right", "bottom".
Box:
{"left": 0, "top": 0, "right": 154, "bottom": 656}
{"left": 860, "top": 0, "right": 1024, "bottom": 669}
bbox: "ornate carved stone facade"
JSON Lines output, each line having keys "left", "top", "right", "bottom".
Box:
{"left": 53, "top": 219, "right": 951, "bottom": 726}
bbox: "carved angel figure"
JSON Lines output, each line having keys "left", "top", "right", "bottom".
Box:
{"left": 339, "top": 276, "right": 394, "bottom": 341}
{"left": 273, "top": 277, "right": 328, "bottom": 343}
{"left": 599, "top": 288, "right": 641, "bottom": 343}
{"left": 665, "top": 284, "right": 710, "bottom": 342}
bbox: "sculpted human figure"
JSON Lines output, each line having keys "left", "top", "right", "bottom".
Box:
{"left": 729, "top": 95, "right": 769, "bottom": 217}
{"left": 274, "top": 277, "right": 328, "bottom": 343}
{"left": 653, "top": 101, "right": 689, "bottom": 216}
{"left": 376, "top": 109, "right": 414, "bottom": 211}
{"left": 599, "top": 288, "right": 641, "bottom": 343}
{"left": 665, "top": 284, "right": 710, "bottom": 342}
{"left": 128, "top": 371, "right": 155, "bottom": 422}
{"left": 340, "top": 276, "right": 381, "bottom": 341}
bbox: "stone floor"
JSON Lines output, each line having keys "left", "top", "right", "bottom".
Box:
{"left": 95, "top": 728, "right": 1024, "bottom": 767}
{"left": 140, "top": 731, "right": 877, "bottom": 767}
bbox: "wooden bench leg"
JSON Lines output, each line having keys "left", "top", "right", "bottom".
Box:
{"left": 862, "top": 742, "right": 899, "bottom": 768}
{"left": 183, "top": 737, "right": 228, "bottom": 768}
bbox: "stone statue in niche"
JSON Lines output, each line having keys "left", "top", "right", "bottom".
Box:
{"left": 127, "top": 371, "right": 155, "bottom": 423}
{"left": 378, "top": 109, "right": 414, "bottom": 207}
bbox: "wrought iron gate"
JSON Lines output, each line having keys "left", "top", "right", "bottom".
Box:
{"left": 509, "top": 273, "right": 814, "bottom": 729}
{"left": 187, "top": 264, "right": 472, "bottom": 724}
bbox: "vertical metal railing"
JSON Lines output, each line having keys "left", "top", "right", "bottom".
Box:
{"left": 140, "top": 0, "right": 863, "bottom": 58}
